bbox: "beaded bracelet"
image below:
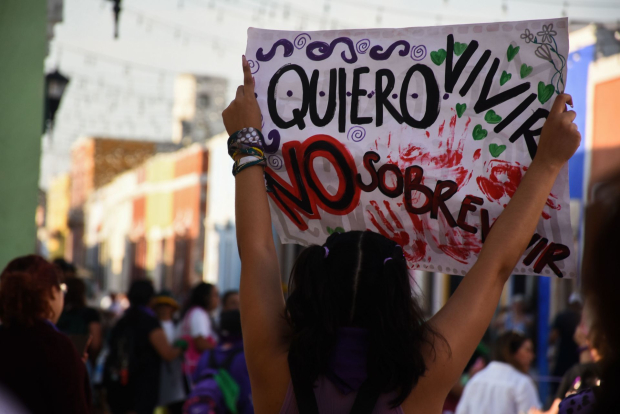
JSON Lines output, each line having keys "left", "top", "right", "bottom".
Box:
{"left": 228, "top": 127, "right": 264, "bottom": 159}
{"left": 232, "top": 146, "right": 264, "bottom": 160}
{"left": 232, "top": 156, "right": 266, "bottom": 176}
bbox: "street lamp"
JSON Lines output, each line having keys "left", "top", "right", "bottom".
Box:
{"left": 43, "top": 69, "right": 70, "bottom": 133}
{"left": 107, "top": 0, "right": 122, "bottom": 39}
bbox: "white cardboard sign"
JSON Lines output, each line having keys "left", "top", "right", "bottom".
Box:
{"left": 246, "top": 18, "right": 575, "bottom": 278}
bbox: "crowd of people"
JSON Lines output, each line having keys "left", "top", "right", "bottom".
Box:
{"left": 0, "top": 260, "right": 252, "bottom": 414}
{"left": 0, "top": 60, "right": 618, "bottom": 414}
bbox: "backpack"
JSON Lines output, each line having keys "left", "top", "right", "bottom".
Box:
{"left": 183, "top": 348, "right": 243, "bottom": 414}
{"left": 103, "top": 317, "right": 137, "bottom": 412}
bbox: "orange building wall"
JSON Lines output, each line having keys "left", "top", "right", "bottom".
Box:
{"left": 591, "top": 77, "right": 620, "bottom": 186}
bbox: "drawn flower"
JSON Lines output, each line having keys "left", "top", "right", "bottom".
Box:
{"left": 520, "top": 29, "right": 535, "bottom": 44}
{"left": 535, "top": 44, "right": 553, "bottom": 62}
{"left": 536, "top": 24, "right": 557, "bottom": 44}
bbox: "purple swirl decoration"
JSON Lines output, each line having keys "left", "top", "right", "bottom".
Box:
{"left": 347, "top": 126, "right": 366, "bottom": 142}
{"left": 256, "top": 39, "right": 294, "bottom": 62}
{"left": 260, "top": 129, "right": 281, "bottom": 154}
{"left": 369, "top": 40, "right": 410, "bottom": 61}
{"left": 356, "top": 39, "right": 371, "bottom": 54}
{"left": 294, "top": 33, "right": 311, "bottom": 49}
{"left": 248, "top": 59, "right": 260, "bottom": 74}
{"left": 410, "top": 45, "right": 427, "bottom": 61}
{"left": 267, "top": 155, "right": 284, "bottom": 170}
{"left": 306, "top": 37, "right": 358, "bottom": 63}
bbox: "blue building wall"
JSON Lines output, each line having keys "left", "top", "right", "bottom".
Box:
{"left": 566, "top": 44, "right": 596, "bottom": 200}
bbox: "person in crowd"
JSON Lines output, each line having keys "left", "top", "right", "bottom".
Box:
{"left": 53, "top": 257, "right": 78, "bottom": 278}
{"left": 222, "top": 57, "right": 580, "bottom": 412}
{"left": 104, "top": 280, "right": 185, "bottom": 414}
{"left": 178, "top": 282, "right": 220, "bottom": 376}
{"left": 456, "top": 331, "right": 540, "bottom": 414}
{"left": 493, "top": 295, "right": 534, "bottom": 336}
{"left": 222, "top": 289, "right": 240, "bottom": 311}
{"left": 548, "top": 292, "right": 583, "bottom": 391}
{"left": 0, "top": 255, "right": 91, "bottom": 414}
{"left": 187, "top": 309, "right": 253, "bottom": 414}
{"left": 529, "top": 321, "right": 601, "bottom": 414}
{"left": 442, "top": 343, "right": 490, "bottom": 414}
{"left": 57, "top": 276, "right": 103, "bottom": 362}
{"left": 107, "top": 292, "right": 126, "bottom": 318}
{"left": 152, "top": 290, "right": 186, "bottom": 414}
{"left": 560, "top": 176, "right": 620, "bottom": 414}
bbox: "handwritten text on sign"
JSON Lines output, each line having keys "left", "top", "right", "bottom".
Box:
{"left": 246, "top": 18, "right": 575, "bottom": 277}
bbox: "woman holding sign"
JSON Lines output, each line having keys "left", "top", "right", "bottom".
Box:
{"left": 223, "top": 55, "right": 580, "bottom": 413}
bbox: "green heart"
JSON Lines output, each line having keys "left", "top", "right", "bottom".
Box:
{"left": 454, "top": 42, "right": 468, "bottom": 56}
{"left": 430, "top": 49, "right": 447, "bottom": 65}
{"left": 456, "top": 103, "right": 466, "bottom": 118}
{"left": 484, "top": 110, "right": 503, "bottom": 124}
{"left": 507, "top": 44, "right": 520, "bottom": 62}
{"left": 500, "top": 70, "right": 512, "bottom": 86}
{"left": 327, "top": 226, "right": 344, "bottom": 234}
{"left": 472, "top": 124, "right": 488, "bottom": 141}
{"left": 538, "top": 81, "right": 555, "bottom": 104}
{"left": 520, "top": 63, "right": 533, "bottom": 79}
{"left": 489, "top": 143, "right": 507, "bottom": 157}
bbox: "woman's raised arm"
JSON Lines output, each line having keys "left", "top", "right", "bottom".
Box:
{"left": 407, "top": 94, "right": 581, "bottom": 407}
{"left": 222, "top": 56, "right": 291, "bottom": 411}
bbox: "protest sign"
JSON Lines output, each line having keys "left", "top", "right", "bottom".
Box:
{"left": 246, "top": 18, "right": 575, "bottom": 278}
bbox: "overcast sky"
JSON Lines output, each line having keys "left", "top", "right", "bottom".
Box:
{"left": 40, "top": 0, "right": 620, "bottom": 188}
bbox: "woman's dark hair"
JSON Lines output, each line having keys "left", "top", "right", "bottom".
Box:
{"left": 582, "top": 182, "right": 620, "bottom": 413}
{"left": 127, "top": 280, "right": 155, "bottom": 307}
{"left": 493, "top": 331, "right": 528, "bottom": 371}
{"left": 182, "top": 282, "right": 216, "bottom": 317}
{"left": 0, "top": 255, "right": 63, "bottom": 327}
{"left": 63, "top": 277, "right": 86, "bottom": 309}
{"left": 220, "top": 309, "right": 242, "bottom": 339}
{"left": 285, "top": 231, "right": 444, "bottom": 407}
{"left": 222, "top": 290, "right": 239, "bottom": 309}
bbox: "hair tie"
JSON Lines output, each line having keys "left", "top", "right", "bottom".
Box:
{"left": 384, "top": 257, "right": 392, "bottom": 264}
{"left": 324, "top": 246, "right": 329, "bottom": 258}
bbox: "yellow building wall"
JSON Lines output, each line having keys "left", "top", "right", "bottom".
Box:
{"left": 46, "top": 174, "right": 71, "bottom": 257}
{"left": 145, "top": 155, "right": 175, "bottom": 274}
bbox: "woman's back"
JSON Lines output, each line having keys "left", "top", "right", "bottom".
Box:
{"left": 281, "top": 327, "right": 404, "bottom": 414}
{"left": 0, "top": 320, "right": 91, "bottom": 414}
{"left": 280, "top": 377, "right": 404, "bottom": 414}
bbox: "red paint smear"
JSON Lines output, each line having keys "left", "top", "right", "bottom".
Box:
{"left": 541, "top": 193, "right": 561, "bottom": 220}
{"left": 367, "top": 200, "right": 414, "bottom": 253}
{"left": 473, "top": 149, "right": 481, "bottom": 161}
{"left": 476, "top": 160, "right": 526, "bottom": 206}
{"left": 407, "top": 213, "right": 427, "bottom": 262}
{"left": 396, "top": 115, "right": 470, "bottom": 190}
{"left": 463, "top": 117, "right": 472, "bottom": 133}
{"left": 425, "top": 131, "right": 430, "bottom": 138}
{"left": 546, "top": 194, "right": 561, "bottom": 211}
{"left": 408, "top": 212, "right": 481, "bottom": 265}
{"left": 438, "top": 120, "right": 446, "bottom": 137}
{"left": 388, "top": 133, "right": 391, "bottom": 148}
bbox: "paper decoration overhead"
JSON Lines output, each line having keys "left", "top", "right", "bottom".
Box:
{"left": 246, "top": 18, "right": 575, "bottom": 278}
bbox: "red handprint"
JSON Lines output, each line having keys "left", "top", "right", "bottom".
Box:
{"left": 367, "top": 200, "right": 426, "bottom": 264}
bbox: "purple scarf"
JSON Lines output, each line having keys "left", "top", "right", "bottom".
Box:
{"left": 325, "top": 327, "right": 369, "bottom": 395}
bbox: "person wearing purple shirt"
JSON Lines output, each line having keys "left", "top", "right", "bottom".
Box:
{"left": 192, "top": 309, "right": 253, "bottom": 414}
